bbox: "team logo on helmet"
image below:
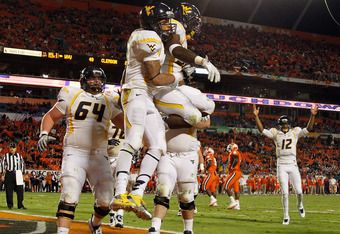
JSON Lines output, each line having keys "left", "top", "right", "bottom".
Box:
{"left": 175, "top": 2, "right": 202, "bottom": 40}
{"left": 145, "top": 6, "right": 155, "bottom": 16}
{"left": 140, "top": 2, "right": 175, "bottom": 41}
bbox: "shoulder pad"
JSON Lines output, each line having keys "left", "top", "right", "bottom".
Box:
{"left": 137, "top": 30, "right": 163, "bottom": 54}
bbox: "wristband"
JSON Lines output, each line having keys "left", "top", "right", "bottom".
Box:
{"left": 200, "top": 163, "right": 204, "bottom": 171}
{"left": 149, "top": 72, "right": 160, "bottom": 81}
{"left": 169, "top": 44, "right": 181, "bottom": 56}
{"left": 39, "top": 131, "right": 48, "bottom": 138}
{"left": 173, "top": 72, "right": 183, "bottom": 83}
{"left": 194, "top": 56, "right": 205, "bottom": 66}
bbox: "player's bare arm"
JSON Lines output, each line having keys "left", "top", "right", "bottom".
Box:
{"left": 253, "top": 104, "right": 264, "bottom": 132}
{"left": 144, "top": 60, "right": 179, "bottom": 86}
{"left": 164, "top": 34, "right": 220, "bottom": 83}
{"left": 306, "top": 105, "right": 319, "bottom": 132}
{"left": 40, "top": 106, "right": 65, "bottom": 134}
{"left": 198, "top": 149, "right": 205, "bottom": 174}
{"left": 38, "top": 106, "right": 64, "bottom": 151}
{"left": 193, "top": 118, "right": 211, "bottom": 129}
{"left": 164, "top": 34, "right": 197, "bottom": 63}
{"left": 111, "top": 112, "right": 124, "bottom": 131}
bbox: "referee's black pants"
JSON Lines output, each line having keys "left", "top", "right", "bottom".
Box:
{"left": 4, "top": 171, "right": 24, "bottom": 208}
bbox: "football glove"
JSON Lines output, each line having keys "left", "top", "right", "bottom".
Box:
{"left": 202, "top": 56, "right": 221, "bottom": 83}
{"left": 201, "top": 115, "right": 210, "bottom": 122}
{"left": 182, "top": 64, "right": 196, "bottom": 85}
{"left": 108, "top": 139, "right": 120, "bottom": 146}
{"left": 38, "top": 133, "right": 56, "bottom": 152}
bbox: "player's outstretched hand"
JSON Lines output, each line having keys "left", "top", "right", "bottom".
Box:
{"left": 311, "top": 104, "right": 319, "bottom": 116}
{"left": 38, "top": 133, "right": 56, "bottom": 152}
{"left": 253, "top": 104, "right": 260, "bottom": 116}
{"left": 202, "top": 56, "right": 220, "bottom": 83}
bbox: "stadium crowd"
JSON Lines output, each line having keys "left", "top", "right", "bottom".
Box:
{"left": 0, "top": 0, "right": 339, "bottom": 82}
{"left": 0, "top": 103, "right": 339, "bottom": 182}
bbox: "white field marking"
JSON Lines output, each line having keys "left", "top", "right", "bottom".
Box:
{"left": 307, "top": 210, "right": 339, "bottom": 213}
{"left": 22, "top": 221, "right": 47, "bottom": 234}
{"left": 101, "top": 223, "right": 178, "bottom": 234}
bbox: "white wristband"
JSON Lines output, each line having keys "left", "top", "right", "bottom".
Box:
{"left": 169, "top": 44, "right": 181, "bottom": 56}
{"left": 39, "top": 131, "right": 49, "bottom": 137}
{"left": 173, "top": 72, "right": 183, "bottom": 83}
{"left": 194, "top": 56, "right": 205, "bottom": 66}
{"left": 200, "top": 163, "right": 204, "bottom": 171}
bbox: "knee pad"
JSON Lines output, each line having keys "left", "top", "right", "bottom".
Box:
{"left": 156, "top": 182, "right": 172, "bottom": 198}
{"left": 187, "top": 108, "right": 202, "bottom": 126}
{"left": 178, "top": 191, "right": 194, "bottom": 204}
{"left": 56, "top": 201, "right": 77, "bottom": 220}
{"left": 154, "top": 196, "right": 170, "bottom": 209}
{"left": 179, "top": 201, "right": 195, "bottom": 211}
{"left": 94, "top": 203, "right": 110, "bottom": 217}
{"left": 202, "top": 99, "right": 215, "bottom": 115}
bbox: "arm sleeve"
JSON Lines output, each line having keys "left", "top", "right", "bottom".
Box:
{"left": 20, "top": 154, "right": 25, "bottom": 174}
{"left": 297, "top": 127, "right": 309, "bottom": 139}
{"left": 54, "top": 87, "right": 69, "bottom": 115}
{"left": 262, "top": 128, "right": 275, "bottom": 139}
{"left": 137, "top": 32, "right": 163, "bottom": 62}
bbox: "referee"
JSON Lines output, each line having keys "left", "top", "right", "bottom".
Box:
{"left": 0, "top": 142, "right": 27, "bottom": 210}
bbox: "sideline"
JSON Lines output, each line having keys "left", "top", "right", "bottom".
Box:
{"left": 0, "top": 211, "right": 168, "bottom": 233}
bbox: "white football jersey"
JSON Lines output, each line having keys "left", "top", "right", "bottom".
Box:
{"left": 166, "top": 127, "right": 199, "bottom": 153}
{"left": 122, "top": 28, "right": 166, "bottom": 92}
{"left": 161, "top": 19, "right": 187, "bottom": 75}
{"left": 262, "top": 127, "right": 309, "bottom": 164}
{"left": 55, "top": 86, "right": 122, "bottom": 150}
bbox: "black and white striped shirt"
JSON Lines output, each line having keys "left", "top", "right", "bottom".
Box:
{"left": 1, "top": 153, "right": 25, "bottom": 173}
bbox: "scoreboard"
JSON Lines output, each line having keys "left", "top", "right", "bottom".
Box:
{"left": 3, "top": 47, "right": 121, "bottom": 66}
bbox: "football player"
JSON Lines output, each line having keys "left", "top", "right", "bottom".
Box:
{"left": 225, "top": 143, "right": 242, "bottom": 210}
{"left": 148, "top": 114, "right": 211, "bottom": 234}
{"left": 202, "top": 147, "right": 219, "bottom": 206}
{"left": 38, "top": 67, "right": 124, "bottom": 234}
{"left": 110, "top": 2, "right": 186, "bottom": 220}
{"left": 253, "top": 104, "right": 318, "bottom": 225}
{"left": 154, "top": 2, "right": 217, "bottom": 129}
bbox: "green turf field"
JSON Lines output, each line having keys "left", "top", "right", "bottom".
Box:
{"left": 0, "top": 192, "right": 339, "bottom": 233}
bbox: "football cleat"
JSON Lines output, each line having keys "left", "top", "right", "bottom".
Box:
{"left": 88, "top": 215, "right": 102, "bottom": 234}
{"left": 234, "top": 205, "right": 240, "bottom": 210}
{"left": 299, "top": 208, "right": 305, "bottom": 218}
{"left": 183, "top": 230, "right": 193, "bottom": 234}
{"left": 148, "top": 227, "right": 160, "bottom": 234}
{"left": 177, "top": 209, "right": 182, "bottom": 216}
{"left": 209, "top": 201, "right": 217, "bottom": 207}
{"left": 115, "top": 214, "right": 124, "bottom": 228}
{"left": 128, "top": 194, "right": 153, "bottom": 220}
{"left": 110, "top": 192, "right": 135, "bottom": 211}
{"left": 227, "top": 202, "right": 237, "bottom": 209}
{"left": 282, "top": 217, "right": 290, "bottom": 225}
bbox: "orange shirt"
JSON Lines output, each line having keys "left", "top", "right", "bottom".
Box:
{"left": 310, "top": 178, "right": 316, "bottom": 186}
{"left": 205, "top": 154, "right": 217, "bottom": 173}
{"left": 228, "top": 149, "right": 241, "bottom": 171}
{"left": 318, "top": 178, "right": 325, "bottom": 186}
{"left": 45, "top": 174, "right": 52, "bottom": 185}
